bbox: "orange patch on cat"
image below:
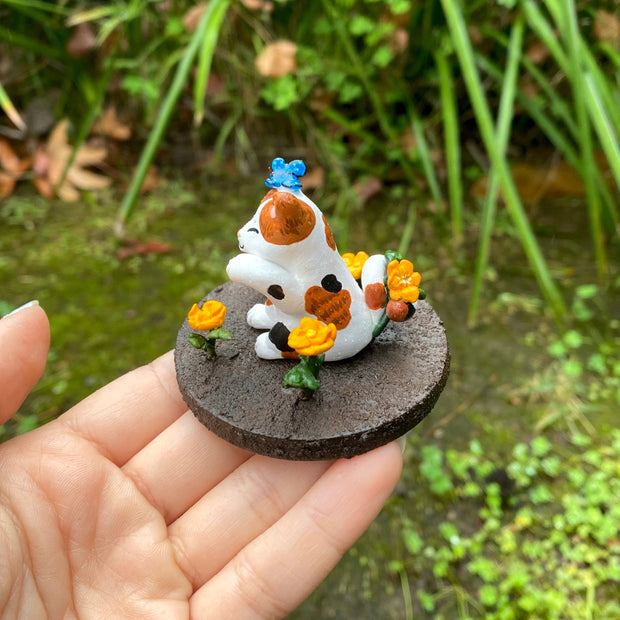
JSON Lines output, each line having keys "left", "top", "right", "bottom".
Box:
{"left": 322, "top": 215, "right": 337, "bottom": 251}
{"left": 305, "top": 286, "right": 352, "bottom": 330}
{"left": 364, "top": 282, "right": 387, "bottom": 310}
{"left": 259, "top": 191, "right": 316, "bottom": 245}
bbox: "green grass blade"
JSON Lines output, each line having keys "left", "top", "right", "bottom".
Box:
{"left": 469, "top": 15, "right": 524, "bottom": 326}
{"left": 583, "top": 73, "right": 620, "bottom": 196}
{"left": 0, "top": 80, "right": 26, "bottom": 131}
{"left": 410, "top": 111, "right": 444, "bottom": 210}
{"left": 559, "top": 0, "right": 607, "bottom": 276}
{"left": 193, "top": 0, "right": 229, "bottom": 126}
{"left": 117, "top": 0, "right": 230, "bottom": 226}
{"left": 441, "top": 0, "right": 566, "bottom": 321}
{"left": 435, "top": 45, "right": 463, "bottom": 238}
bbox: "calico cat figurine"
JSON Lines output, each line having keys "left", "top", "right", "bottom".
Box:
{"left": 226, "top": 158, "right": 391, "bottom": 361}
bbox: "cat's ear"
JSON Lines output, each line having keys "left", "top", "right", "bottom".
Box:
{"left": 259, "top": 191, "right": 316, "bottom": 245}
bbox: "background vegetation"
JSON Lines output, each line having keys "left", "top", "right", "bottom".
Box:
{"left": 1, "top": 0, "right": 619, "bottom": 617}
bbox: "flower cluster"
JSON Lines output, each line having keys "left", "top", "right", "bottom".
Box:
{"left": 187, "top": 300, "right": 232, "bottom": 357}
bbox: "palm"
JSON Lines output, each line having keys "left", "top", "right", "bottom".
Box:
{"left": 0, "top": 305, "right": 402, "bottom": 619}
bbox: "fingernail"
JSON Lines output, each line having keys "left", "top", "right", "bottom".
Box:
{"left": 2, "top": 300, "right": 40, "bottom": 319}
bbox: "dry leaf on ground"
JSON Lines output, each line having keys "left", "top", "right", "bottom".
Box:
{"left": 353, "top": 176, "right": 382, "bottom": 204}
{"left": 0, "top": 139, "right": 31, "bottom": 198}
{"left": 594, "top": 9, "right": 620, "bottom": 48}
{"left": 242, "top": 0, "right": 274, "bottom": 11}
{"left": 471, "top": 159, "right": 592, "bottom": 204}
{"left": 92, "top": 106, "right": 131, "bottom": 141}
{"left": 301, "top": 166, "right": 325, "bottom": 190}
{"left": 38, "top": 119, "right": 110, "bottom": 201}
{"left": 183, "top": 3, "right": 207, "bottom": 32}
{"left": 255, "top": 40, "right": 297, "bottom": 78}
{"left": 67, "top": 22, "right": 97, "bottom": 57}
{"left": 117, "top": 238, "right": 173, "bottom": 260}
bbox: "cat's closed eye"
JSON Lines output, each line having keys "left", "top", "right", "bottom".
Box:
{"left": 247, "top": 227, "right": 259, "bottom": 234}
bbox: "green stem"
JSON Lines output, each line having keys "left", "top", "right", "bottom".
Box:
{"left": 468, "top": 15, "right": 524, "bottom": 326}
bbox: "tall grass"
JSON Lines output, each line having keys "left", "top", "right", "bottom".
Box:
{"left": 117, "top": 0, "right": 230, "bottom": 227}
{"left": 1, "top": 0, "right": 618, "bottom": 322}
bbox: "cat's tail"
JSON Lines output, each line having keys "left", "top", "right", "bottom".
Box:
{"left": 361, "top": 254, "right": 389, "bottom": 328}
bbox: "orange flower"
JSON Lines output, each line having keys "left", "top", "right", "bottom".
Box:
{"left": 187, "top": 300, "right": 226, "bottom": 331}
{"left": 387, "top": 259, "right": 421, "bottom": 303}
{"left": 288, "top": 317, "right": 337, "bottom": 357}
{"left": 342, "top": 251, "right": 370, "bottom": 280}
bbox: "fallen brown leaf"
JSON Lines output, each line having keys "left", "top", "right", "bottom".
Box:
{"left": 92, "top": 106, "right": 131, "bottom": 141}
{"left": 524, "top": 40, "right": 550, "bottom": 65}
{"left": 41, "top": 119, "right": 111, "bottom": 202}
{"left": 471, "top": 159, "right": 589, "bottom": 204}
{"left": 301, "top": 166, "right": 325, "bottom": 190}
{"left": 242, "top": 0, "right": 274, "bottom": 11}
{"left": 67, "top": 22, "right": 97, "bottom": 57}
{"left": 353, "top": 176, "right": 382, "bottom": 204}
{"left": 0, "top": 138, "right": 31, "bottom": 198}
{"left": 594, "top": 9, "right": 620, "bottom": 48}
{"left": 183, "top": 3, "right": 207, "bottom": 32}
{"left": 255, "top": 40, "right": 297, "bottom": 78}
{"left": 117, "top": 239, "right": 173, "bottom": 260}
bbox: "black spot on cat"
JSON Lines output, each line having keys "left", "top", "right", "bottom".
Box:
{"left": 321, "top": 274, "right": 342, "bottom": 293}
{"left": 269, "top": 322, "right": 294, "bottom": 352}
{"left": 267, "top": 284, "right": 285, "bottom": 300}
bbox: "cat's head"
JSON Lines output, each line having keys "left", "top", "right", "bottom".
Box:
{"left": 237, "top": 189, "right": 337, "bottom": 262}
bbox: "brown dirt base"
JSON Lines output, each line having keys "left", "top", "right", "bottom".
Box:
{"left": 174, "top": 282, "right": 450, "bottom": 461}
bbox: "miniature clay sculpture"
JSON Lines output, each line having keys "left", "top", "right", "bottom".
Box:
{"left": 174, "top": 157, "right": 449, "bottom": 460}
{"left": 226, "top": 158, "right": 421, "bottom": 362}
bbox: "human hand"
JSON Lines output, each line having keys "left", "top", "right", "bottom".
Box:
{"left": 0, "top": 303, "right": 402, "bottom": 619}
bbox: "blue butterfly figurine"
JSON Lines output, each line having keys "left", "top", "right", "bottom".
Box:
{"left": 265, "top": 157, "right": 306, "bottom": 191}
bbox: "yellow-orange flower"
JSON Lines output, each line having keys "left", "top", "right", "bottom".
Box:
{"left": 387, "top": 259, "right": 421, "bottom": 303}
{"left": 288, "top": 317, "right": 337, "bottom": 357}
{"left": 342, "top": 251, "right": 370, "bottom": 280}
{"left": 187, "top": 300, "right": 226, "bottom": 331}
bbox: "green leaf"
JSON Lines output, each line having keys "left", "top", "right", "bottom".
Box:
{"left": 480, "top": 583, "right": 498, "bottom": 607}
{"left": 261, "top": 75, "right": 300, "bottom": 110}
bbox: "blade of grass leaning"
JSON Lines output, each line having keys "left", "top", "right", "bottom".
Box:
{"left": 194, "top": 0, "right": 229, "bottom": 126}
{"left": 581, "top": 42, "right": 620, "bottom": 141}
{"left": 410, "top": 110, "right": 444, "bottom": 210}
{"left": 558, "top": 0, "right": 607, "bottom": 276}
{"left": 481, "top": 24, "right": 578, "bottom": 141}
{"left": 441, "top": 0, "right": 567, "bottom": 322}
{"left": 117, "top": 0, "right": 231, "bottom": 226}
{"left": 583, "top": 73, "right": 620, "bottom": 199}
{"left": 435, "top": 45, "right": 463, "bottom": 238}
{"left": 477, "top": 51, "right": 620, "bottom": 234}
{"left": 469, "top": 15, "right": 524, "bottom": 327}
{"left": 0, "top": 0, "right": 70, "bottom": 15}
{"left": 0, "top": 81, "right": 26, "bottom": 131}
{"left": 0, "top": 26, "right": 66, "bottom": 60}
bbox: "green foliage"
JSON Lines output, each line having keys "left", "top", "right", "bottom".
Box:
{"left": 407, "top": 430, "right": 620, "bottom": 619}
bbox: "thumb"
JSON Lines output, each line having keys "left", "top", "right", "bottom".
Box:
{"left": 0, "top": 302, "right": 50, "bottom": 425}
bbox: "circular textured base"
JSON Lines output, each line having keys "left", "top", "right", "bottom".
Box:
{"left": 175, "top": 282, "right": 450, "bottom": 461}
